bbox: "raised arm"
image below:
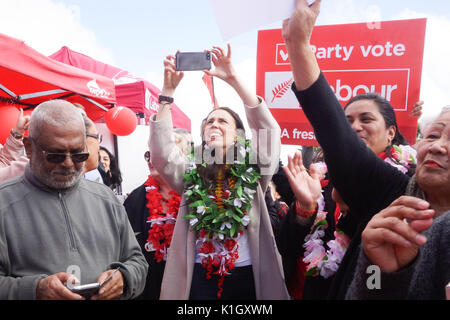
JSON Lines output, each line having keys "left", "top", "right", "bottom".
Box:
{"left": 149, "top": 55, "right": 187, "bottom": 194}
{"left": 206, "top": 44, "right": 281, "bottom": 189}
{"left": 282, "top": 0, "right": 408, "bottom": 212}
{"left": 155, "top": 54, "right": 184, "bottom": 121}
{"left": 0, "top": 108, "right": 30, "bottom": 167}
{"left": 204, "top": 44, "right": 259, "bottom": 107}
{"left": 282, "top": 0, "right": 322, "bottom": 91}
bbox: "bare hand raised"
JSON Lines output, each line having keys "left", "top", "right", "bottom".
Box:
{"left": 411, "top": 100, "right": 424, "bottom": 118}
{"left": 283, "top": 151, "right": 322, "bottom": 212}
{"left": 162, "top": 54, "right": 184, "bottom": 96}
{"left": 282, "top": 0, "right": 322, "bottom": 45}
{"left": 204, "top": 44, "right": 236, "bottom": 84}
{"left": 14, "top": 108, "right": 31, "bottom": 136}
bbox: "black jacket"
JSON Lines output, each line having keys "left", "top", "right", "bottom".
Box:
{"left": 123, "top": 184, "right": 166, "bottom": 300}
{"left": 291, "top": 73, "right": 409, "bottom": 299}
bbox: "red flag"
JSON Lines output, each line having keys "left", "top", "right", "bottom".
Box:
{"left": 202, "top": 74, "right": 219, "bottom": 109}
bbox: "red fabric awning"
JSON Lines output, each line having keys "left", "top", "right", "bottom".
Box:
{"left": 0, "top": 33, "right": 116, "bottom": 121}
{"left": 50, "top": 46, "right": 191, "bottom": 131}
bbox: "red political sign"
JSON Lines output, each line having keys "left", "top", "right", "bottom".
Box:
{"left": 257, "top": 18, "right": 426, "bottom": 146}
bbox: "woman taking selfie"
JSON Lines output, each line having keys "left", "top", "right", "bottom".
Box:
{"left": 149, "top": 45, "right": 288, "bottom": 300}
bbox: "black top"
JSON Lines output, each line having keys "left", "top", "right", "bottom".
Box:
{"left": 291, "top": 73, "right": 410, "bottom": 299}
{"left": 273, "top": 171, "right": 337, "bottom": 300}
{"left": 123, "top": 183, "right": 165, "bottom": 300}
{"left": 271, "top": 160, "right": 295, "bottom": 205}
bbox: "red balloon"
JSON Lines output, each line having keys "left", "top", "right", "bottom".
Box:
{"left": 0, "top": 105, "right": 20, "bottom": 145}
{"left": 104, "top": 106, "right": 137, "bottom": 136}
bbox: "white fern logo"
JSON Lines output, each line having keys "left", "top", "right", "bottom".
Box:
{"left": 271, "top": 78, "right": 293, "bottom": 103}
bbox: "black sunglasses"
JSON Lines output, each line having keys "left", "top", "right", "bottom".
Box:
{"left": 86, "top": 132, "right": 103, "bottom": 143}
{"left": 34, "top": 141, "right": 90, "bottom": 164}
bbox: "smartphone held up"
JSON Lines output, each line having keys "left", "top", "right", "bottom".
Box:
{"left": 175, "top": 51, "right": 211, "bottom": 71}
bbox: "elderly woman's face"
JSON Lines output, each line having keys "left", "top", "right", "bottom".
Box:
{"left": 416, "top": 111, "right": 450, "bottom": 195}
{"left": 345, "top": 99, "right": 395, "bottom": 155}
{"left": 203, "top": 109, "right": 237, "bottom": 151}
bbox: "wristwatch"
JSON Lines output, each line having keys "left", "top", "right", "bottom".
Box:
{"left": 10, "top": 129, "right": 23, "bottom": 140}
{"left": 158, "top": 95, "right": 174, "bottom": 104}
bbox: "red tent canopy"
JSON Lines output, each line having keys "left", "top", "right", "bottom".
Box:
{"left": 0, "top": 33, "right": 116, "bottom": 122}
{"left": 50, "top": 46, "right": 191, "bottom": 131}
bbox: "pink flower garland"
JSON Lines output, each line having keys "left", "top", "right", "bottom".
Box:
{"left": 303, "top": 146, "right": 417, "bottom": 279}
{"left": 303, "top": 194, "right": 350, "bottom": 279}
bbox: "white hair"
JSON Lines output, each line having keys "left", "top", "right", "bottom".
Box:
{"left": 420, "top": 105, "right": 450, "bottom": 136}
{"left": 440, "top": 105, "right": 450, "bottom": 115}
{"left": 29, "top": 99, "right": 85, "bottom": 140}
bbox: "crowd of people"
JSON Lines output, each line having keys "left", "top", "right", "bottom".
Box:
{"left": 0, "top": 0, "right": 448, "bottom": 300}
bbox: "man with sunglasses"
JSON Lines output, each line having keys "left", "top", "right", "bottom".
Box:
{"left": 0, "top": 100, "right": 148, "bottom": 300}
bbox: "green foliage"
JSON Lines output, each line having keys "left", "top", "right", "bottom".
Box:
{"left": 182, "top": 140, "right": 260, "bottom": 240}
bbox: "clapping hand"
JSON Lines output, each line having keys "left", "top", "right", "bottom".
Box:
{"left": 283, "top": 151, "right": 322, "bottom": 212}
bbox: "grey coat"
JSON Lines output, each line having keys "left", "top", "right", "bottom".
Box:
{"left": 0, "top": 166, "right": 148, "bottom": 300}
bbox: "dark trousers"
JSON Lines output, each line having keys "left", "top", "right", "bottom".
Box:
{"left": 189, "top": 263, "right": 256, "bottom": 300}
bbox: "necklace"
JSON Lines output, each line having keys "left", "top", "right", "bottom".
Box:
{"left": 302, "top": 191, "right": 351, "bottom": 279}
{"left": 144, "top": 175, "right": 181, "bottom": 263}
{"left": 378, "top": 144, "right": 417, "bottom": 174}
{"left": 183, "top": 139, "right": 260, "bottom": 298}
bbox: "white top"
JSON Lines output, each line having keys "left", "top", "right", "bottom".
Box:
{"left": 83, "top": 169, "right": 104, "bottom": 184}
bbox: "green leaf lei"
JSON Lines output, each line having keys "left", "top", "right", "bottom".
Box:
{"left": 182, "top": 139, "right": 261, "bottom": 240}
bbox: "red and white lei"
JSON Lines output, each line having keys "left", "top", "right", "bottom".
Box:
{"left": 144, "top": 175, "right": 181, "bottom": 263}
{"left": 183, "top": 140, "right": 259, "bottom": 298}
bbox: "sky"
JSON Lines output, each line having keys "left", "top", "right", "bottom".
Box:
{"left": 1, "top": 0, "right": 449, "bottom": 160}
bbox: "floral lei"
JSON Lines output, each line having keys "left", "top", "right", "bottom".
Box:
{"left": 144, "top": 175, "right": 181, "bottom": 263}
{"left": 302, "top": 144, "right": 417, "bottom": 279}
{"left": 379, "top": 144, "right": 417, "bottom": 174}
{"left": 183, "top": 139, "right": 260, "bottom": 298}
{"left": 303, "top": 191, "right": 351, "bottom": 279}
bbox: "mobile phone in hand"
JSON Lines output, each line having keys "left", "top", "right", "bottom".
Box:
{"left": 70, "top": 282, "right": 101, "bottom": 299}
{"left": 67, "top": 268, "right": 120, "bottom": 299}
{"left": 175, "top": 52, "right": 211, "bottom": 71}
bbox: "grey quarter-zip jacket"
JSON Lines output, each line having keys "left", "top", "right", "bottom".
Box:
{"left": 0, "top": 165, "right": 148, "bottom": 300}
